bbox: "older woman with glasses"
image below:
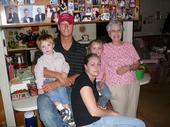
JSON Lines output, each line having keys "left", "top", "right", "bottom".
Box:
{"left": 98, "top": 19, "right": 140, "bottom": 117}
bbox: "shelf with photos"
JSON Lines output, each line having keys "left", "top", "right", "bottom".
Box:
{"left": 0, "top": 0, "right": 140, "bottom": 28}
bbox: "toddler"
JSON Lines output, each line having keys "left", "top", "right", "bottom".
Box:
{"left": 34, "top": 34, "right": 75, "bottom": 126}
{"left": 88, "top": 39, "right": 112, "bottom": 109}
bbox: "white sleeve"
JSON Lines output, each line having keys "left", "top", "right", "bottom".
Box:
{"left": 62, "top": 60, "right": 70, "bottom": 74}
{"left": 60, "top": 54, "right": 70, "bottom": 74}
{"left": 34, "top": 58, "right": 45, "bottom": 89}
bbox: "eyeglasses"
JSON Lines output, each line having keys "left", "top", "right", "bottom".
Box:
{"left": 111, "top": 29, "right": 122, "bottom": 33}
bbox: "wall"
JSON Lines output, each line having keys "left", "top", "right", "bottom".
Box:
{"left": 134, "top": 0, "right": 170, "bottom": 36}
{"left": 73, "top": 24, "right": 96, "bottom": 42}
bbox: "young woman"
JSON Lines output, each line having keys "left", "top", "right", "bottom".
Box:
{"left": 71, "top": 53, "right": 145, "bottom": 127}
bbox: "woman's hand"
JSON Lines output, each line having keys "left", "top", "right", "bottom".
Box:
{"left": 111, "top": 111, "right": 120, "bottom": 116}
{"left": 116, "top": 65, "right": 129, "bottom": 75}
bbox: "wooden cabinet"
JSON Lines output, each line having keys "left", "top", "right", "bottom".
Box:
{"left": 0, "top": 92, "right": 6, "bottom": 127}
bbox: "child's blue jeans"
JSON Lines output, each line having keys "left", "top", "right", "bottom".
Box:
{"left": 96, "top": 81, "right": 112, "bottom": 108}
{"left": 43, "top": 79, "right": 70, "bottom": 105}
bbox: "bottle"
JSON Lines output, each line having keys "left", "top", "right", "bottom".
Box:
{"left": 24, "top": 111, "right": 37, "bottom": 127}
{"left": 8, "top": 63, "right": 15, "bottom": 80}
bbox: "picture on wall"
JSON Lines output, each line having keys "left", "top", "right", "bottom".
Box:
{"left": 5, "top": 6, "right": 20, "bottom": 24}
{"left": 1, "top": 0, "right": 10, "bottom": 5}
{"left": 33, "top": 5, "right": 46, "bottom": 22}
{"left": 1, "top": 0, "right": 140, "bottom": 25}
{"left": 18, "top": 5, "right": 33, "bottom": 23}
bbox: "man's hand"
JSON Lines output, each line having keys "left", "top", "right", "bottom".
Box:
{"left": 57, "top": 72, "right": 67, "bottom": 83}
{"left": 43, "top": 81, "right": 61, "bottom": 93}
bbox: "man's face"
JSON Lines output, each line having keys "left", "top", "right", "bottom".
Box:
{"left": 24, "top": 10, "right": 29, "bottom": 16}
{"left": 37, "top": 8, "right": 41, "bottom": 14}
{"left": 58, "top": 21, "right": 74, "bottom": 37}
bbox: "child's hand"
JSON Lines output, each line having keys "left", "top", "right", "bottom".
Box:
{"left": 38, "top": 89, "right": 44, "bottom": 95}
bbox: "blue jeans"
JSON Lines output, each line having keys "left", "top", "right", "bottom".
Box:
{"left": 96, "top": 82, "right": 112, "bottom": 107}
{"left": 44, "top": 79, "right": 70, "bottom": 105}
{"left": 86, "top": 115, "right": 145, "bottom": 127}
{"left": 37, "top": 94, "right": 69, "bottom": 127}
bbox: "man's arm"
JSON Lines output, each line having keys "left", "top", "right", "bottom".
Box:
{"left": 32, "top": 65, "right": 62, "bottom": 79}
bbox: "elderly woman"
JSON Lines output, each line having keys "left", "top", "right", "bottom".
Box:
{"left": 98, "top": 19, "right": 140, "bottom": 117}
{"left": 71, "top": 53, "right": 145, "bottom": 127}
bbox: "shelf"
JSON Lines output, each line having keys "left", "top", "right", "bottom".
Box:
{"left": 8, "top": 47, "right": 38, "bottom": 52}
{"left": 0, "top": 20, "right": 111, "bottom": 29}
{"left": 0, "top": 19, "right": 137, "bottom": 29}
{"left": 0, "top": 22, "right": 58, "bottom": 29}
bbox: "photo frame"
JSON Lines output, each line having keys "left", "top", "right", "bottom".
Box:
{"left": 33, "top": 5, "right": 46, "bottom": 22}
{"left": 0, "top": 0, "right": 140, "bottom": 25}
{"left": 5, "top": 6, "right": 20, "bottom": 24}
{"left": 18, "top": 5, "right": 33, "bottom": 23}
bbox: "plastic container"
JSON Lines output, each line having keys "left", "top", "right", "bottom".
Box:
{"left": 24, "top": 111, "right": 37, "bottom": 127}
{"left": 136, "top": 69, "right": 144, "bottom": 80}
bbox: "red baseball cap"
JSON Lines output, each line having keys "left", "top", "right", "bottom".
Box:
{"left": 58, "top": 13, "right": 74, "bottom": 24}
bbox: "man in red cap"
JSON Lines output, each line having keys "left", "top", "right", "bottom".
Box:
{"left": 33, "top": 12, "right": 86, "bottom": 127}
{"left": 58, "top": 13, "right": 74, "bottom": 24}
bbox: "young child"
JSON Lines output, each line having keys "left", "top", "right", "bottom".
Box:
{"left": 88, "top": 39, "right": 112, "bottom": 109}
{"left": 34, "top": 34, "right": 75, "bottom": 126}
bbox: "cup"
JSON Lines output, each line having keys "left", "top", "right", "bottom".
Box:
{"left": 136, "top": 69, "right": 144, "bottom": 80}
{"left": 27, "top": 81, "right": 38, "bottom": 96}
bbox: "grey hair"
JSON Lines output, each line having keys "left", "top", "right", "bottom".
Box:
{"left": 106, "top": 19, "right": 124, "bottom": 33}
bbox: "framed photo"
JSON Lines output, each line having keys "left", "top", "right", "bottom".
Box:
{"left": 5, "top": 6, "right": 20, "bottom": 24}
{"left": 1, "top": 0, "right": 10, "bottom": 5}
{"left": 101, "top": 0, "right": 108, "bottom": 4}
{"left": 68, "top": 0, "right": 74, "bottom": 12}
{"left": 33, "top": 5, "right": 46, "bottom": 22}
{"left": 60, "top": 0, "right": 68, "bottom": 12}
{"left": 74, "top": 12, "right": 81, "bottom": 22}
{"left": 91, "top": 6, "right": 100, "bottom": 20}
{"left": 85, "top": 5, "right": 92, "bottom": 16}
{"left": 92, "top": 0, "right": 100, "bottom": 5}
{"left": 85, "top": 0, "right": 92, "bottom": 4}
{"left": 100, "top": 4, "right": 109, "bottom": 14}
{"left": 50, "top": 0, "right": 59, "bottom": 4}
{"left": 18, "top": 5, "right": 33, "bottom": 23}
{"left": 79, "top": 0, "right": 85, "bottom": 4}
